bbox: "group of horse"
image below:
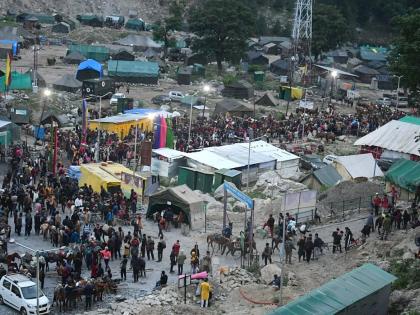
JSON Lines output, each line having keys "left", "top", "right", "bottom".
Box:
{"left": 206, "top": 233, "right": 256, "bottom": 257}
{"left": 53, "top": 278, "right": 117, "bottom": 312}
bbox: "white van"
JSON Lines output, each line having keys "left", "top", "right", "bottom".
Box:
{"left": 0, "top": 274, "right": 50, "bottom": 315}
{"left": 168, "top": 91, "right": 184, "bottom": 102}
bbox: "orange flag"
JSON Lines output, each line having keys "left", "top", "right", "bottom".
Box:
{"left": 5, "top": 52, "right": 12, "bottom": 88}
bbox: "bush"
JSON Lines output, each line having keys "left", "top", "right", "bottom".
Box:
{"left": 223, "top": 74, "right": 237, "bottom": 86}
{"left": 389, "top": 259, "right": 420, "bottom": 290}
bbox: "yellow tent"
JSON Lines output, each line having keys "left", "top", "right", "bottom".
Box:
{"left": 79, "top": 164, "right": 121, "bottom": 193}
{"left": 88, "top": 114, "right": 153, "bottom": 138}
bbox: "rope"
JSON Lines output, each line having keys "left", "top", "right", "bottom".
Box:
{"left": 239, "top": 288, "right": 278, "bottom": 306}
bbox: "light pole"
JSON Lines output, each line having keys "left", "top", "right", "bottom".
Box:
{"left": 187, "top": 91, "right": 199, "bottom": 152}
{"left": 301, "top": 86, "right": 317, "bottom": 140}
{"left": 95, "top": 92, "right": 113, "bottom": 162}
{"left": 285, "top": 56, "right": 296, "bottom": 117}
{"left": 36, "top": 89, "right": 51, "bottom": 143}
{"left": 394, "top": 75, "right": 403, "bottom": 110}
{"left": 133, "top": 119, "right": 139, "bottom": 174}
{"left": 8, "top": 239, "right": 64, "bottom": 315}
{"left": 329, "top": 70, "right": 338, "bottom": 105}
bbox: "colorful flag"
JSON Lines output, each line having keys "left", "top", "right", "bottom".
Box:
{"left": 159, "top": 116, "right": 167, "bottom": 148}
{"left": 81, "top": 99, "right": 88, "bottom": 143}
{"left": 165, "top": 118, "right": 174, "bottom": 149}
{"left": 152, "top": 116, "right": 161, "bottom": 149}
{"left": 5, "top": 52, "right": 12, "bottom": 89}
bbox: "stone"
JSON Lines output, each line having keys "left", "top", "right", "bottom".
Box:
{"left": 260, "top": 264, "right": 282, "bottom": 284}
{"left": 402, "top": 252, "right": 413, "bottom": 260}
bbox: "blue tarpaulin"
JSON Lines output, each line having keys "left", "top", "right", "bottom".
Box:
{"left": 68, "top": 165, "right": 81, "bottom": 180}
{"left": 34, "top": 126, "right": 45, "bottom": 140}
{"left": 77, "top": 59, "right": 103, "bottom": 76}
{"left": 0, "top": 40, "right": 18, "bottom": 55}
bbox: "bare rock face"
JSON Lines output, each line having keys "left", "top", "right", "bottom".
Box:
{"left": 260, "top": 263, "right": 282, "bottom": 284}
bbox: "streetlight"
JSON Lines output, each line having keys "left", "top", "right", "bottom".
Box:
{"left": 330, "top": 70, "right": 338, "bottom": 105}
{"left": 95, "top": 91, "right": 113, "bottom": 162}
{"left": 8, "top": 239, "right": 64, "bottom": 315}
{"left": 301, "top": 86, "right": 317, "bottom": 140}
{"left": 187, "top": 91, "right": 199, "bottom": 152}
{"left": 36, "top": 89, "right": 52, "bottom": 142}
{"left": 393, "top": 75, "right": 403, "bottom": 110}
{"left": 285, "top": 56, "right": 296, "bottom": 117}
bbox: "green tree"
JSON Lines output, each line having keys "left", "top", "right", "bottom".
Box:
{"left": 255, "top": 15, "right": 268, "bottom": 36}
{"left": 153, "top": 0, "right": 185, "bottom": 56}
{"left": 312, "top": 4, "right": 351, "bottom": 58}
{"left": 389, "top": 9, "right": 420, "bottom": 102}
{"left": 188, "top": 0, "right": 255, "bottom": 72}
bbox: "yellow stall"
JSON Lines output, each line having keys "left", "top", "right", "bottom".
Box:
{"left": 79, "top": 163, "right": 122, "bottom": 193}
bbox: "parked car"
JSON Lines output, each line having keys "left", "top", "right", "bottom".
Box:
{"left": 376, "top": 97, "right": 391, "bottom": 107}
{"left": 390, "top": 96, "right": 408, "bottom": 108}
{"left": 109, "top": 93, "right": 126, "bottom": 105}
{"left": 168, "top": 91, "right": 184, "bottom": 102}
{"left": 152, "top": 95, "right": 171, "bottom": 105}
{"left": 323, "top": 154, "right": 338, "bottom": 165}
{"left": 0, "top": 274, "right": 50, "bottom": 315}
{"left": 377, "top": 158, "right": 399, "bottom": 172}
{"left": 300, "top": 154, "right": 326, "bottom": 171}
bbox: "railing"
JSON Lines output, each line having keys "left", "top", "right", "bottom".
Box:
{"left": 318, "top": 194, "right": 375, "bottom": 218}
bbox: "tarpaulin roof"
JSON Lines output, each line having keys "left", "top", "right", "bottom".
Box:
{"left": 385, "top": 159, "right": 420, "bottom": 192}
{"left": 271, "top": 263, "right": 396, "bottom": 315}
{"left": 255, "top": 92, "right": 277, "bottom": 106}
{"left": 68, "top": 44, "right": 110, "bottom": 62}
{"left": 335, "top": 153, "right": 383, "bottom": 178}
{"left": 354, "top": 120, "right": 420, "bottom": 157}
{"left": 0, "top": 71, "right": 32, "bottom": 92}
{"left": 313, "top": 164, "right": 342, "bottom": 187}
{"left": 90, "top": 113, "right": 151, "bottom": 124}
{"left": 64, "top": 51, "right": 86, "bottom": 64}
{"left": 124, "top": 108, "right": 171, "bottom": 117}
{"left": 53, "top": 74, "right": 82, "bottom": 89}
{"left": 108, "top": 60, "right": 159, "bottom": 77}
{"left": 152, "top": 148, "right": 185, "bottom": 159}
{"left": 214, "top": 99, "right": 253, "bottom": 115}
{"left": 185, "top": 150, "right": 243, "bottom": 170}
{"left": 0, "top": 119, "right": 11, "bottom": 129}
{"left": 399, "top": 116, "right": 420, "bottom": 126}
{"left": 78, "top": 59, "right": 102, "bottom": 73}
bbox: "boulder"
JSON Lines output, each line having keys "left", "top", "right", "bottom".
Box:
{"left": 260, "top": 264, "right": 282, "bottom": 284}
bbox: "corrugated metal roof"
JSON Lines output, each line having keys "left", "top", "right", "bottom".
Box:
{"left": 335, "top": 153, "right": 383, "bottom": 178}
{"left": 186, "top": 150, "right": 242, "bottom": 170}
{"left": 236, "top": 141, "right": 299, "bottom": 162}
{"left": 271, "top": 263, "right": 397, "bottom": 315}
{"left": 152, "top": 148, "right": 184, "bottom": 159}
{"left": 354, "top": 120, "right": 420, "bottom": 157}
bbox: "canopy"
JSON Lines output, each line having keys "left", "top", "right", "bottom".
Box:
{"left": 108, "top": 60, "right": 159, "bottom": 78}
{"left": 79, "top": 164, "right": 121, "bottom": 193}
{"left": 334, "top": 153, "right": 383, "bottom": 179}
{"left": 385, "top": 159, "right": 420, "bottom": 192}
{"left": 354, "top": 120, "right": 420, "bottom": 157}
{"left": 147, "top": 184, "right": 204, "bottom": 226}
{"left": 76, "top": 59, "right": 103, "bottom": 81}
{"left": 399, "top": 116, "right": 420, "bottom": 126}
{"left": 89, "top": 113, "right": 154, "bottom": 138}
{"left": 53, "top": 74, "right": 82, "bottom": 92}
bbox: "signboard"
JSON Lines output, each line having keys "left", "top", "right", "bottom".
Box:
{"left": 283, "top": 190, "right": 317, "bottom": 212}
{"left": 223, "top": 181, "right": 253, "bottom": 209}
{"left": 299, "top": 100, "right": 314, "bottom": 110}
{"left": 15, "top": 109, "right": 27, "bottom": 115}
{"left": 347, "top": 90, "right": 360, "bottom": 99}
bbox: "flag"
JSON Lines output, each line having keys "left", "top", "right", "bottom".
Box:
{"left": 81, "top": 99, "right": 88, "bottom": 143}
{"left": 5, "top": 52, "right": 12, "bottom": 89}
{"left": 159, "top": 116, "right": 167, "bottom": 148}
{"left": 152, "top": 116, "right": 161, "bottom": 149}
{"left": 165, "top": 118, "right": 174, "bottom": 149}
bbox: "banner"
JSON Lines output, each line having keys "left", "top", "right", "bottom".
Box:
{"left": 81, "top": 99, "right": 88, "bottom": 143}
{"left": 5, "top": 52, "right": 12, "bottom": 89}
{"left": 299, "top": 100, "right": 314, "bottom": 109}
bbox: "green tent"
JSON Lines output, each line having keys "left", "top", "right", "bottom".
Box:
{"left": 399, "top": 116, "right": 420, "bottom": 126}
{"left": 68, "top": 44, "right": 110, "bottom": 62}
{"left": 146, "top": 185, "right": 204, "bottom": 226}
{"left": 385, "top": 159, "right": 420, "bottom": 192}
{"left": 125, "top": 18, "right": 144, "bottom": 31}
{"left": 32, "top": 14, "right": 56, "bottom": 24}
{"left": 0, "top": 71, "right": 32, "bottom": 92}
{"left": 108, "top": 60, "right": 159, "bottom": 84}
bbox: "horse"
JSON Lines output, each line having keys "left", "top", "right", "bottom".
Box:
{"left": 40, "top": 223, "right": 50, "bottom": 241}
{"left": 316, "top": 131, "right": 336, "bottom": 143}
{"left": 53, "top": 284, "right": 66, "bottom": 312}
{"left": 206, "top": 233, "right": 231, "bottom": 254}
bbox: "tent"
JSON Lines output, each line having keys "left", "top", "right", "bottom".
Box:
{"left": 68, "top": 44, "right": 110, "bottom": 62}
{"left": 125, "top": 18, "right": 145, "bottom": 31}
{"left": 53, "top": 74, "right": 82, "bottom": 92}
{"left": 40, "top": 112, "right": 70, "bottom": 127}
{"left": 114, "top": 34, "right": 161, "bottom": 51}
{"left": 213, "top": 99, "right": 253, "bottom": 116}
{"left": 108, "top": 60, "right": 159, "bottom": 84}
{"left": 112, "top": 50, "right": 135, "bottom": 61}
{"left": 76, "top": 59, "right": 103, "bottom": 81}
{"left": 0, "top": 117, "right": 20, "bottom": 144}
{"left": 222, "top": 80, "right": 254, "bottom": 99}
{"left": 52, "top": 22, "right": 71, "bottom": 34}
{"left": 64, "top": 51, "right": 86, "bottom": 64}
{"left": 333, "top": 153, "right": 383, "bottom": 180}
{"left": 301, "top": 164, "right": 342, "bottom": 191}
{"left": 255, "top": 92, "right": 277, "bottom": 106}
{"left": 0, "top": 71, "right": 32, "bottom": 92}
{"left": 399, "top": 116, "right": 420, "bottom": 126}
{"left": 385, "top": 159, "right": 420, "bottom": 196}
{"left": 354, "top": 120, "right": 420, "bottom": 159}
{"left": 79, "top": 164, "right": 121, "bottom": 193}
{"left": 147, "top": 184, "right": 205, "bottom": 227}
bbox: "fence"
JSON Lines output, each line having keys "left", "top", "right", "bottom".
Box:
{"left": 293, "top": 209, "right": 314, "bottom": 224}
{"left": 318, "top": 194, "right": 375, "bottom": 219}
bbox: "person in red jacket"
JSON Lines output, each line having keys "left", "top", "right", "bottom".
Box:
{"left": 381, "top": 194, "right": 389, "bottom": 213}
{"left": 100, "top": 247, "right": 112, "bottom": 269}
{"left": 372, "top": 193, "right": 381, "bottom": 216}
{"left": 172, "top": 240, "right": 180, "bottom": 260}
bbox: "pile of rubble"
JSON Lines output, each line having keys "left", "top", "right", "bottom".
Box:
{"left": 219, "top": 267, "right": 259, "bottom": 290}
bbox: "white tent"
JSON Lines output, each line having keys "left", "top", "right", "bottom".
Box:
{"left": 354, "top": 120, "right": 420, "bottom": 159}
{"left": 333, "top": 153, "right": 383, "bottom": 180}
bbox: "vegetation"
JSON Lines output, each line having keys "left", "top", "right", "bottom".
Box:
{"left": 389, "top": 9, "right": 420, "bottom": 105}
{"left": 389, "top": 258, "right": 420, "bottom": 290}
{"left": 188, "top": 0, "right": 255, "bottom": 72}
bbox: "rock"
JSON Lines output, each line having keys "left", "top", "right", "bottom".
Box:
{"left": 260, "top": 264, "right": 282, "bottom": 284}
{"left": 402, "top": 252, "right": 413, "bottom": 260}
{"left": 287, "top": 271, "right": 298, "bottom": 286}
{"left": 376, "top": 260, "right": 390, "bottom": 271}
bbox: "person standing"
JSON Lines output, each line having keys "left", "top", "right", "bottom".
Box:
{"left": 366, "top": 212, "right": 374, "bottom": 233}
{"left": 284, "top": 236, "right": 295, "bottom": 264}
{"left": 34, "top": 211, "right": 41, "bottom": 235}
{"left": 141, "top": 234, "right": 147, "bottom": 258}
{"left": 332, "top": 228, "right": 342, "bottom": 253}
{"left": 191, "top": 251, "right": 199, "bottom": 274}
{"left": 100, "top": 247, "right": 112, "bottom": 269}
{"left": 297, "top": 235, "right": 306, "bottom": 261}
{"left": 157, "top": 236, "right": 166, "bottom": 262}
{"left": 120, "top": 255, "right": 128, "bottom": 281}
{"left": 146, "top": 236, "right": 155, "bottom": 260}
{"left": 261, "top": 243, "right": 272, "bottom": 266}
{"left": 263, "top": 214, "right": 275, "bottom": 238}
{"left": 170, "top": 249, "right": 176, "bottom": 273}
{"left": 304, "top": 235, "right": 314, "bottom": 263}
{"left": 177, "top": 250, "right": 186, "bottom": 275}
{"left": 132, "top": 256, "right": 139, "bottom": 282}
{"left": 381, "top": 214, "right": 392, "bottom": 240}
{"left": 24, "top": 212, "right": 32, "bottom": 237}
{"left": 403, "top": 209, "right": 410, "bottom": 230}
{"left": 200, "top": 279, "right": 211, "bottom": 308}
{"left": 16, "top": 213, "right": 22, "bottom": 236}
{"left": 84, "top": 281, "right": 94, "bottom": 310}
{"left": 344, "top": 227, "right": 353, "bottom": 251}
{"left": 372, "top": 193, "right": 381, "bottom": 216}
